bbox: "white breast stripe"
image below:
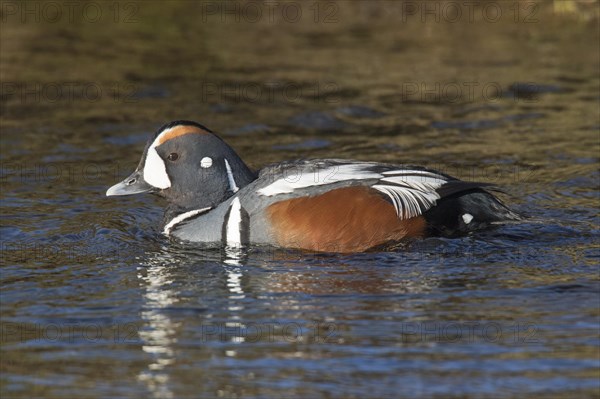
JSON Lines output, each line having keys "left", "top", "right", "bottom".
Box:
{"left": 226, "top": 197, "right": 242, "bottom": 245}
{"left": 163, "top": 207, "right": 211, "bottom": 235}
{"left": 224, "top": 159, "right": 239, "bottom": 193}
{"left": 257, "top": 163, "right": 449, "bottom": 219}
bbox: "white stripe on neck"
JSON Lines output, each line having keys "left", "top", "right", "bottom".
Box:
{"left": 163, "top": 207, "right": 211, "bottom": 235}
{"left": 224, "top": 159, "right": 239, "bottom": 193}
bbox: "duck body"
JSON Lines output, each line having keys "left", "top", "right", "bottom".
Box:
{"left": 107, "top": 120, "right": 521, "bottom": 253}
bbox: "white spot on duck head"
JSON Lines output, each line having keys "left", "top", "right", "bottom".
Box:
{"left": 200, "top": 157, "right": 213, "bottom": 168}
{"left": 462, "top": 213, "right": 474, "bottom": 224}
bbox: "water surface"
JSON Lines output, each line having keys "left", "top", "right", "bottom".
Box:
{"left": 1, "top": 1, "right": 599, "bottom": 398}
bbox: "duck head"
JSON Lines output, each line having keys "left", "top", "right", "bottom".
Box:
{"left": 106, "top": 120, "right": 257, "bottom": 214}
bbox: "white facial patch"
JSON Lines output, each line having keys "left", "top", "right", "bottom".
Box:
{"left": 200, "top": 157, "right": 213, "bottom": 168}
{"left": 142, "top": 128, "right": 175, "bottom": 189}
{"left": 143, "top": 147, "right": 171, "bottom": 189}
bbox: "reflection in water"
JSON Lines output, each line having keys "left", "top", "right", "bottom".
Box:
{"left": 136, "top": 245, "right": 250, "bottom": 396}
{"left": 136, "top": 248, "right": 180, "bottom": 399}
{"left": 1, "top": 1, "right": 598, "bottom": 396}
{"left": 255, "top": 250, "right": 445, "bottom": 296}
{"left": 224, "top": 245, "right": 246, "bottom": 346}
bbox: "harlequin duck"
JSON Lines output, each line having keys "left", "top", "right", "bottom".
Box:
{"left": 106, "top": 120, "right": 521, "bottom": 252}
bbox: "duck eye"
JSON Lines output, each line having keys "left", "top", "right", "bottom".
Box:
{"left": 167, "top": 153, "right": 179, "bottom": 161}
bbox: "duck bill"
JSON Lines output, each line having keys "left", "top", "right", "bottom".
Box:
{"left": 106, "top": 170, "right": 154, "bottom": 196}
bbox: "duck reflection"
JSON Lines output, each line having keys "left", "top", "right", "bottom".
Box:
{"left": 249, "top": 246, "right": 444, "bottom": 296}
{"left": 223, "top": 244, "right": 248, "bottom": 345}
{"left": 134, "top": 241, "right": 451, "bottom": 397}
{"left": 135, "top": 244, "right": 250, "bottom": 397}
{"left": 137, "top": 247, "right": 181, "bottom": 399}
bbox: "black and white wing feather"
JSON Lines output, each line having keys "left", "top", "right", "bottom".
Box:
{"left": 257, "top": 160, "right": 490, "bottom": 219}
{"left": 371, "top": 170, "right": 446, "bottom": 218}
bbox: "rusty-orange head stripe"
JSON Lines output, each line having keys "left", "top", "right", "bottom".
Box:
{"left": 156, "top": 124, "right": 211, "bottom": 145}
